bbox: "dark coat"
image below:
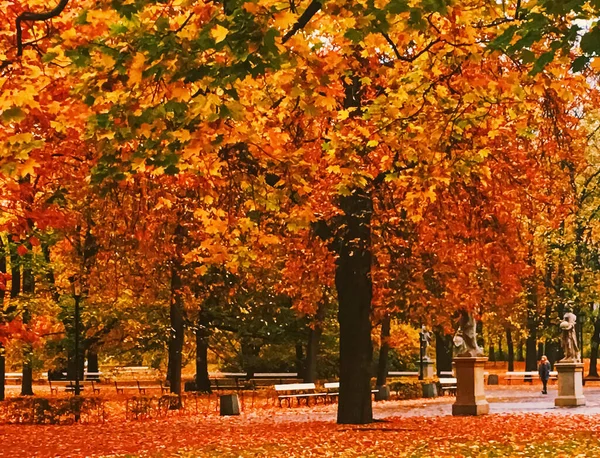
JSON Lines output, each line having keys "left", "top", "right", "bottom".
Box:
{"left": 538, "top": 361, "right": 551, "bottom": 381}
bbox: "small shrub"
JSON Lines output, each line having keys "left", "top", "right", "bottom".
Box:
{"left": 387, "top": 378, "right": 437, "bottom": 400}
{"left": 0, "top": 396, "right": 106, "bottom": 424}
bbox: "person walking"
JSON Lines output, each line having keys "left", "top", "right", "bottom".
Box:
{"left": 538, "top": 355, "right": 551, "bottom": 394}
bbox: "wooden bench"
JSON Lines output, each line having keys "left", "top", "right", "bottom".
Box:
{"left": 388, "top": 371, "right": 419, "bottom": 378}
{"left": 115, "top": 379, "right": 167, "bottom": 394}
{"left": 274, "top": 383, "right": 328, "bottom": 407}
{"left": 137, "top": 380, "right": 168, "bottom": 394}
{"left": 324, "top": 382, "right": 339, "bottom": 403}
{"left": 5, "top": 372, "right": 22, "bottom": 385}
{"left": 504, "top": 371, "right": 557, "bottom": 384}
{"left": 210, "top": 377, "right": 241, "bottom": 392}
{"left": 439, "top": 377, "right": 457, "bottom": 396}
{"left": 49, "top": 380, "right": 99, "bottom": 395}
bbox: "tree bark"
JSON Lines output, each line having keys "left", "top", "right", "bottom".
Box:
{"left": 497, "top": 336, "right": 504, "bottom": 361}
{"left": 434, "top": 330, "right": 453, "bottom": 376}
{"left": 304, "top": 297, "right": 326, "bottom": 383}
{"left": 506, "top": 327, "right": 515, "bottom": 372}
{"left": 87, "top": 350, "right": 99, "bottom": 380}
{"left": 195, "top": 310, "right": 211, "bottom": 393}
{"left": 488, "top": 343, "right": 496, "bottom": 362}
{"left": 21, "top": 251, "right": 34, "bottom": 396}
{"left": 168, "top": 262, "right": 184, "bottom": 395}
{"left": 336, "top": 189, "right": 373, "bottom": 425}
{"left": 589, "top": 316, "right": 600, "bottom": 377}
{"left": 525, "top": 325, "right": 537, "bottom": 372}
{"left": 375, "top": 315, "right": 391, "bottom": 387}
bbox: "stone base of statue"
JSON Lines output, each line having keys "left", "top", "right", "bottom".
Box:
{"left": 555, "top": 362, "right": 585, "bottom": 407}
{"left": 420, "top": 358, "right": 435, "bottom": 379}
{"left": 452, "top": 357, "right": 489, "bottom": 416}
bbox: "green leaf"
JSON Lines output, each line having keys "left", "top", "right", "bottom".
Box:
{"left": 344, "top": 29, "right": 363, "bottom": 43}
{"left": 531, "top": 50, "right": 556, "bottom": 75}
{"left": 42, "top": 52, "right": 58, "bottom": 63}
{"left": 580, "top": 27, "right": 600, "bottom": 55}
{"left": 571, "top": 55, "right": 589, "bottom": 73}
{"left": 1, "top": 107, "right": 25, "bottom": 122}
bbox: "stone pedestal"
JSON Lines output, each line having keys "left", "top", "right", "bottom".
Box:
{"left": 421, "top": 359, "right": 435, "bottom": 379}
{"left": 452, "top": 357, "right": 489, "bottom": 416}
{"left": 220, "top": 394, "right": 240, "bottom": 415}
{"left": 555, "top": 362, "right": 586, "bottom": 407}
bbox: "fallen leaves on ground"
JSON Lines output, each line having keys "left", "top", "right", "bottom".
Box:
{"left": 3, "top": 410, "right": 600, "bottom": 457}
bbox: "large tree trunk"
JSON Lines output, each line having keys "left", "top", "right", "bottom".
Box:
{"left": 336, "top": 189, "right": 373, "bottom": 425}
{"left": 168, "top": 262, "right": 184, "bottom": 396}
{"left": 375, "top": 315, "right": 391, "bottom": 387}
{"left": 435, "top": 330, "right": 453, "bottom": 375}
{"left": 506, "top": 327, "right": 515, "bottom": 372}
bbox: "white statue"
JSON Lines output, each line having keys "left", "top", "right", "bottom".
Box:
{"left": 454, "top": 311, "right": 483, "bottom": 357}
{"left": 560, "top": 312, "right": 580, "bottom": 362}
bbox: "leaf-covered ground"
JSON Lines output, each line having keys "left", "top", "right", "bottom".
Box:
{"left": 3, "top": 411, "right": 600, "bottom": 457}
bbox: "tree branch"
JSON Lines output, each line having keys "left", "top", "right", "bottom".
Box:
{"left": 16, "top": 0, "right": 70, "bottom": 57}
{"left": 281, "top": 0, "right": 321, "bottom": 44}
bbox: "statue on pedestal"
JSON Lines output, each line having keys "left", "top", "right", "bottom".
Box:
{"left": 560, "top": 312, "right": 580, "bottom": 362}
{"left": 453, "top": 311, "right": 483, "bottom": 357}
{"left": 420, "top": 325, "right": 431, "bottom": 360}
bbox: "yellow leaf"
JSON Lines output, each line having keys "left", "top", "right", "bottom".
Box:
{"left": 338, "top": 110, "right": 349, "bottom": 120}
{"left": 367, "top": 140, "right": 379, "bottom": 147}
{"left": 273, "top": 12, "right": 297, "bottom": 29}
{"left": 20, "top": 158, "right": 37, "bottom": 177}
{"left": 128, "top": 52, "right": 146, "bottom": 86}
{"left": 211, "top": 25, "right": 229, "bottom": 43}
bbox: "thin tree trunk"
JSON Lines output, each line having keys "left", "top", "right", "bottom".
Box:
{"left": 168, "top": 262, "right": 184, "bottom": 396}
{"left": 9, "top": 238, "right": 20, "bottom": 299}
{"left": 434, "top": 330, "right": 453, "bottom": 376}
{"left": 295, "top": 342, "right": 304, "bottom": 377}
{"left": 304, "top": 297, "right": 326, "bottom": 383}
{"left": 336, "top": 188, "right": 373, "bottom": 425}
{"left": 506, "top": 328, "right": 515, "bottom": 372}
{"left": 375, "top": 315, "right": 391, "bottom": 387}
{"left": 488, "top": 343, "right": 496, "bottom": 362}
{"left": 21, "top": 252, "right": 34, "bottom": 396}
{"left": 498, "top": 337, "right": 504, "bottom": 361}
{"left": 525, "top": 326, "right": 537, "bottom": 372}
{"left": 589, "top": 316, "right": 600, "bottom": 377}
{"left": 194, "top": 309, "right": 211, "bottom": 393}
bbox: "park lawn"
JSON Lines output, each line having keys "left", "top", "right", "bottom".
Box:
{"left": 4, "top": 412, "right": 600, "bottom": 457}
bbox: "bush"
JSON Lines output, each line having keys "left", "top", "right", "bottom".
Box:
{"left": 0, "top": 396, "right": 106, "bottom": 424}
{"left": 125, "top": 394, "right": 182, "bottom": 420}
{"left": 387, "top": 378, "right": 437, "bottom": 400}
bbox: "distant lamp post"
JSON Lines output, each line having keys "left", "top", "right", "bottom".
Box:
{"left": 69, "top": 276, "right": 82, "bottom": 398}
